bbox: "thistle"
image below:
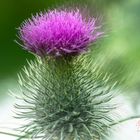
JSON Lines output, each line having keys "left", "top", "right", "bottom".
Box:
{"left": 5, "top": 8, "right": 138, "bottom": 140}
{"left": 18, "top": 9, "right": 102, "bottom": 57}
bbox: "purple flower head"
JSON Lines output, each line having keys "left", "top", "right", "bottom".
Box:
{"left": 18, "top": 9, "right": 103, "bottom": 57}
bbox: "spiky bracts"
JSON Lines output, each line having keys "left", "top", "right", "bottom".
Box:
{"left": 15, "top": 55, "right": 117, "bottom": 140}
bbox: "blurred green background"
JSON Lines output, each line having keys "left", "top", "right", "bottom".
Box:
{"left": 0, "top": 0, "right": 140, "bottom": 106}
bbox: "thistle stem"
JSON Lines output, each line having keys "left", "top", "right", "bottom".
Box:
{"left": 110, "top": 115, "right": 140, "bottom": 126}
{"left": 0, "top": 131, "right": 43, "bottom": 139}
{"left": 0, "top": 131, "right": 26, "bottom": 138}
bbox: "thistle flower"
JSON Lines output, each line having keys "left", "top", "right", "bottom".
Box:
{"left": 14, "top": 8, "right": 118, "bottom": 140}
{"left": 18, "top": 9, "right": 102, "bottom": 57}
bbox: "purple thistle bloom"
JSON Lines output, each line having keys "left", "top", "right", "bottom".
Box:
{"left": 18, "top": 9, "right": 103, "bottom": 57}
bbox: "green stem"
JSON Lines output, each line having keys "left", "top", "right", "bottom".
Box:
{"left": 110, "top": 115, "right": 140, "bottom": 126}
{"left": 0, "top": 131, "right": 42, "bottom": 139}
{"left": 0, "top": 131, "right": 25, "bottom": 137}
